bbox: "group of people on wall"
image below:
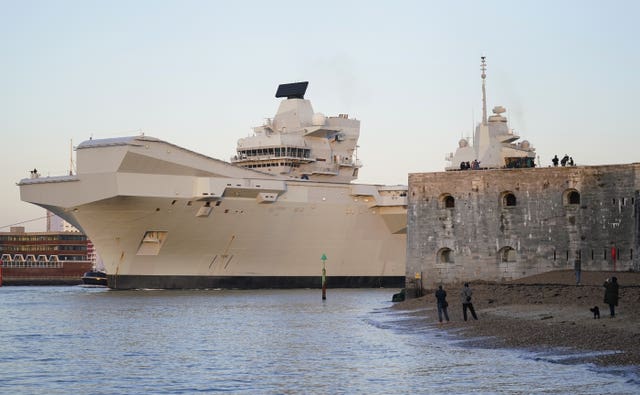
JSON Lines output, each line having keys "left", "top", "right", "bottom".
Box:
{"left": 552, "top": 154, "right": 575, "bottom": 167}
{"left": 459, "top": 160, "right": 481, "bottom": 170}
{"left": 459, "top": 156, "right": 537, "bottom": 170}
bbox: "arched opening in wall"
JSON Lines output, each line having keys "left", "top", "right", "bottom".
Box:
{"left": 498, "top": 246, "right": 517, "bottom": 262}
{"left": 563, "top": 189, "right": 581, "bottom": 206}
{"left": 439, "top": 193, "right": 455, "bottom": 208}
{"left": 501, "top": 191, "right": 517, "bottom": 207}
{"left": 437, "top": 248, "right": 454, "bottom": 264}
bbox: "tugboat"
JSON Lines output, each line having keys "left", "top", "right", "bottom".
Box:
{"left": 81, "top": 270, "right": 108, "bottom": 286}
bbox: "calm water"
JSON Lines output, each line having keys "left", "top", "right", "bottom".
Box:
{"left": 0, "top": 287, "right": 638, "bottom": 394}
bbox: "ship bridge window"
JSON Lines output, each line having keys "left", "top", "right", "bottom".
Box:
{"left": 563, "top": 189, "right": 581, "bottom": 206}
{"left": 501, "top": 191, "right": 517, "bottom": 207}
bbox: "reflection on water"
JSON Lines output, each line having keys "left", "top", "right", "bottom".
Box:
{"left": 0, "top": 287, "right": 637, "bottom": 394}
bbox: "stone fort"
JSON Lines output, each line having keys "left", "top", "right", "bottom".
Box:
{"left": 406, "top": 163, "right": 639, "bottom": 296}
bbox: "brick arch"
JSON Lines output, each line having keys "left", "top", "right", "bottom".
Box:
{"left": 498, "top": 246, "right": 517, "bottom": 263}
{"left": 500, "top": 191, "right": 517, "bottom": 207}
{"left": 563, "top": 188, "right": 581, "bottom": 205}
{"left": 437, "top": 247, "right": 454, "bottom": 263}
{"left": 439, "top": 193, "right": 455, "bottom": 209}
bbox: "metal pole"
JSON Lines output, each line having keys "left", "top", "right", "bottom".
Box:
{"left": 322, "top": 261, "right": 326, "bottom": 300}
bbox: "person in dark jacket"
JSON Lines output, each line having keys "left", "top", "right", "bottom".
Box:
{"left": 603, "top": 276, "right": 619, "bottom": 317}
{"left": 461, "top": 283, "right": 478, "bottom": 321}
{"left": 435, "top": 285, "right": 450, "bottom": 324}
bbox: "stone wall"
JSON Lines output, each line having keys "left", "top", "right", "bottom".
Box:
{"left": 406, "top": 163, "right": 640, "bottom": 296}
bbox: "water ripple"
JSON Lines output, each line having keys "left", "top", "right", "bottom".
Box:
{"left": 0, "top": 287, "right": 638, "bottom": 394}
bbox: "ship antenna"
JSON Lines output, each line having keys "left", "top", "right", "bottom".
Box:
{"left": 471, "top": 108, "right": 475, "bottom": 145}
{"left": 481, "top": 56, "right": 487, "bottom": 125}
{"left": 69, "top": 139, "right": 74, "bottom": 175}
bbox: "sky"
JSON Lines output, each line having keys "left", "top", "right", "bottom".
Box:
{"left": 1, "top": 0, "right": 639, "bottom": 231}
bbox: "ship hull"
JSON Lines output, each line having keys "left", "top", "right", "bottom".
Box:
{"left": 1, "top": 261, "right": 92, "bottom": 286}
{"left": 19, "top": 136, "right": 407, "bottom": 289}
{"left": 107, "top": 275, "right": 404, "bottom": 289}
{"left": 74, "top": 190, "right": 406, "bottom": 290}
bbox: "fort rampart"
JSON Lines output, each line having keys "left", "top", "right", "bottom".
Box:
{"left": 406, "top": 163, "right": 640, "bottom": 296}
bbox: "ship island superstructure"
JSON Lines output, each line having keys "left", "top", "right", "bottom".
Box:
{"left": 445, "top": 57, "right": 536, "bottom": 170}
{"left": 18, "top": 82, "right": 407, "bottom": 289}
{"left": 232, "top": 82, "right": 362, "bottom": 183}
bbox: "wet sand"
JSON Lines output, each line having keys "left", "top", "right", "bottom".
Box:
{"left": 392, "top": 270, "right": 640, "bottom": 368}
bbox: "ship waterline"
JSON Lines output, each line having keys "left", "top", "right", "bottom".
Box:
{"left": 19, "top": 83, "right": 408, "bottom": 289}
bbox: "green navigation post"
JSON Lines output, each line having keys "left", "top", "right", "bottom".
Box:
{"left": 321, "top": 253, "right": 327, "bottom": 300}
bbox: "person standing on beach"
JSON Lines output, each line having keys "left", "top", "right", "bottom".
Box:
{"left": 461, "top": 283, "right": 478, "bottom": 321}
{"left": 574, "top": 258, "right": 582, "bottom": 285}
{"left": 435, "top": 285, "right": 450, "bottom": 324}
{"left": 603, "top": 277, "right": 619, "bottom": 318}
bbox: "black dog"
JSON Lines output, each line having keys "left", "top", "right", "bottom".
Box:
{"left": 589, "top": 306, "right": 600, "bottom": 319}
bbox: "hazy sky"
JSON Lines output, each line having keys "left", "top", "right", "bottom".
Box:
{"left": 1, "top": 0, "right": 638, "bottom": 231}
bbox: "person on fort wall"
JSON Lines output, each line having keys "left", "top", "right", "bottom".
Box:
{"left": 461, "top": 283, "right": 478, "bottom": 321}
{"left": 435, "top": 285, "right": 450, "bottom": 324}
{"left": 603, "top": 277, "right": 619, "bottom": 318}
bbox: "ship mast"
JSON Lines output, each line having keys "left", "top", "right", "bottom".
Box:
{"left": 481, "top": 56, "right": 487, "bottom": 125}
{"left": 69, "top": 139, "right": 74, "bottom": 175}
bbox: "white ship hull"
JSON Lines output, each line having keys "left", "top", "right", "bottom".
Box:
{"left": 19, "top": 136, "right": 407, "bottom": 289}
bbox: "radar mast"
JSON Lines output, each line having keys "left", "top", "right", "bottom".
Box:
{"left": 481, "top": 56, "right": 487, "bottom": 125}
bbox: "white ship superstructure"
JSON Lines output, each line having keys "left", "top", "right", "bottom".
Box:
{"left": 232, "top": 82, "right": 362, "bottom": 183}
{"left": 18, "top": 82, "right": 407, "bottom": 289}
{"left": 445, "top": 57, "right": 536, "bottom": 170}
